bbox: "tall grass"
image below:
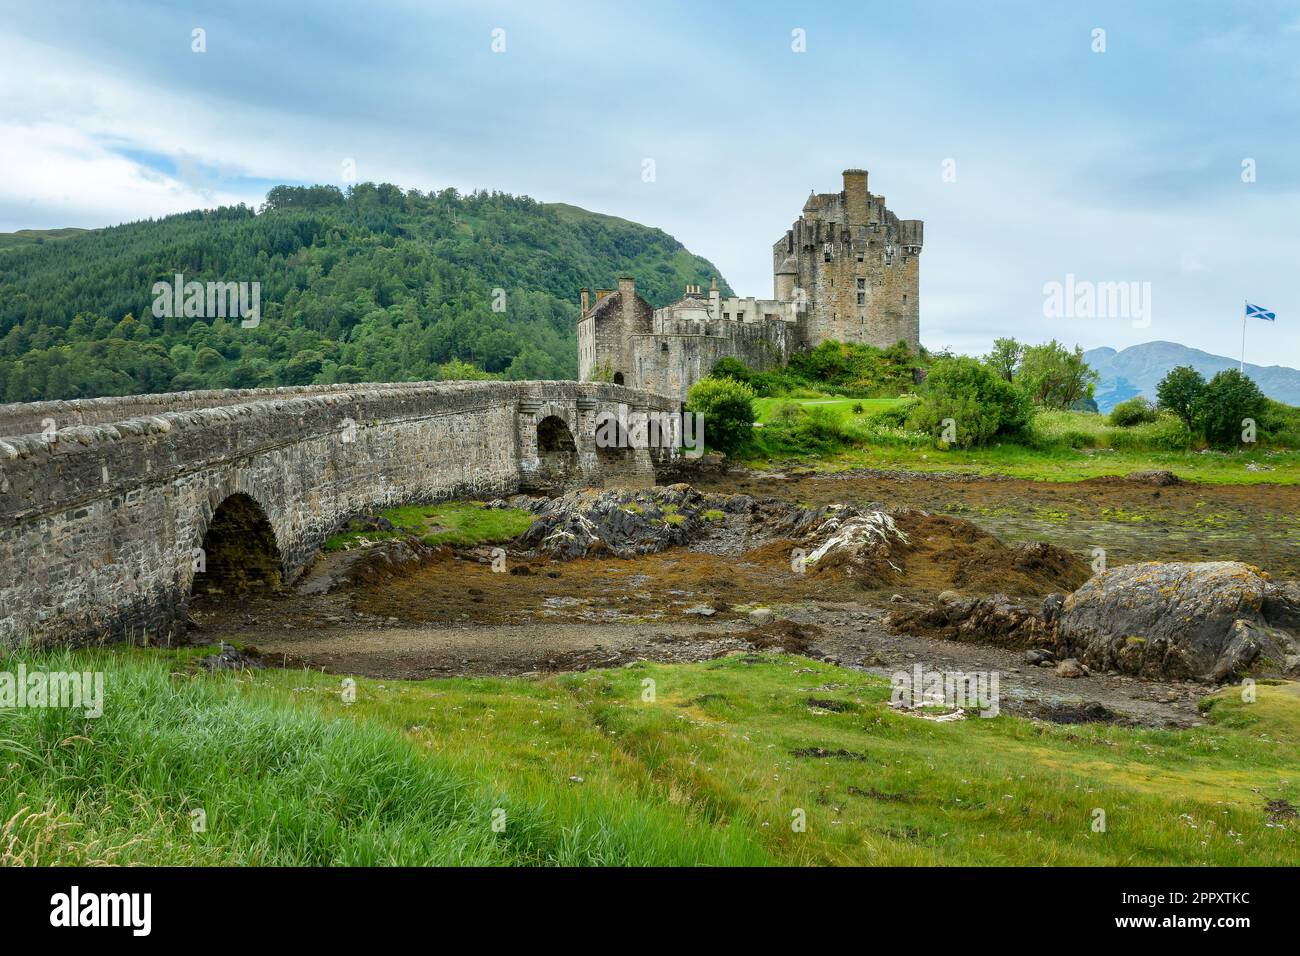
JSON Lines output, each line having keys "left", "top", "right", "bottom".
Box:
{"left": 3, "top": 647, "right": 1298, "bottom": 865}
{"left": 0, "top": 649, "right": 769, "bottom": 865}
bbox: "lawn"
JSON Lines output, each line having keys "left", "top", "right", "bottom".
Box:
{"left": 4, "top": 646, "right": 1296, "bottom": 865}
{"left": 752, "top": 396, "right": 908, "bottom": 423}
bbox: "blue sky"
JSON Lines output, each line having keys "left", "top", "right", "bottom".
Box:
{"left": 2, "top": 0, "right": 1299, "bottom": 366}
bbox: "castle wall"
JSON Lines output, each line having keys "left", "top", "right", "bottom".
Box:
{"left": 631, "top": 318, "right": 792, "bottom": 403}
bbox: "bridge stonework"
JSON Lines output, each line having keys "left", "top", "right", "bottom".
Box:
{"left": 0, "top": 381, "right": 678, "bottom": 648}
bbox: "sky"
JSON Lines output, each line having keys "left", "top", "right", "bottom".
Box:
{"left": 2, "top": 0, "right": 1299, "bottom": 367}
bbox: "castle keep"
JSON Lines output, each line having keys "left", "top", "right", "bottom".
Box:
{"left": 578, "top": 169, "right": 923, "bottom": 401}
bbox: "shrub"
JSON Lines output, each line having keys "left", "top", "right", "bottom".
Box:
{"left": 710, "top": 357, "right": 755, "bottom": 386}
{"left": 686, "top": 376, "right": 756, "bottom": 455}
{"left": 1257, "top": 398, "right": 1300, "bottom": 449}
{"left": 866, "top": 400, "right": 916, "bottom": 429}
{"left": 852, "top": 402, "right": 864, "bottom": 415}
{"left": 1108, "top": 396, "right": 1158, "bottom": 427}
{"left": 906, "top": 357, "right": 1033, "bottom": 448}
{"left": 785, "top": 339, "right": 920, "bottom": 395}
{"left": 771, "top": 400, "right": 806, "bottom": 424}
{"left": 794, "top": 406, "right": 856, "bottom": 445}
{"left": 1196, "top": 369, "right": 1267, "bottom": 449}
{"left": 1106, "top": 414, "right": 1193, "bottom": 451}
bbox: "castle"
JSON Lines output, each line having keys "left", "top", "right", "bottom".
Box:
{"left": 577, "top": 168, "right": 923, "bottom": 401}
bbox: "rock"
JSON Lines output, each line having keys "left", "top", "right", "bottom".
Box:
{"left": 198, "top": 642, "right": 264, "bottom": 672}
{"left": 684, "top": 605, "right": 716, "bottom": 617}
{"left": 1262, "top": 580, "right": 1300, "bottom": 631}
{"left": 1025, "top": 648, "right": 1055, "bottom": 665}
{"left": 937, "top": 590, "right": 961, "bottom": 604}
{"left": 1055, "top": 658, "right": 1087, "bottom": 678}
{"left": 1125, "top": 470, "right": 1183, "bottom": 486}
{"left": 886, "top": 594, "right": 1048, "bottom": 647}
{"left": 1057, "top": 561, "right": 1299, "bottom": 682}
{"left": 1041, "top": 592, "right": 1065, "bottom": 626}
{"left": 748, "top": 608, "right": 775, "bottom": 625}
{"left": 802, "top": 511, "right": 910, "bottom": 573}
{"left": 519, "top": 485, "right": 721, "bottom": 559}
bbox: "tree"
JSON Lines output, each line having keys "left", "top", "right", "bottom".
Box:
{"left": 1196, "top": 369, "right": 1266, "bottom": 448}
{"left": 1155, "top": 365, "right": 1204, "bottom": 431}
{"left": 284, "top": 349, "right": 326, "bottom": 385}
{"left": 1016, "top": 340, "right": 1098, "bottom": 409}
{"left": 906, "top": 356, "right": 1032, "bottom": 448}
{"left": 686, "top": 376, "right": 756, "bottom": 456}
{"left": 710, "top": 356, "right": 755, "bottom": 385}
{"left": 984, "top": 337, "right": 1023, "bottom": 382}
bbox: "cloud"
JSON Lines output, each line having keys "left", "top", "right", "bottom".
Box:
{"left": 0, "top": 0, "right": 1297, "bottom": 368}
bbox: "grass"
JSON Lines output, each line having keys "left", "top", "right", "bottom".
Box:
{"left": 3, "top": 646, "right": 1297, "bottom": 865}
{"left": 0, "top": 227, "right": 89, "bottom": 252}
{"left": 323, "top": 502, "right": 535, "bottom": 551}
{"left": 752, "top": 396, "right": 908, "bottom": 423}
{"left": 742, "top": 402, "right": 1300, "bottom": 484}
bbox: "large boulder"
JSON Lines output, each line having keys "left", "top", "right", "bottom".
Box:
{"left": 518, "top": 484, "right": 719, "bottom": 559}
{"left": 1057, "top": 562, "right": 1299, "bottom": 681}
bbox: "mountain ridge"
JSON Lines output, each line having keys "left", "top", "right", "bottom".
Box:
{"left": 1086, "top": 340, "right": 1300, "bottom": 410}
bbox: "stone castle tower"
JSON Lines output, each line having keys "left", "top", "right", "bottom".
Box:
{"left": 578, "top": 168, "right": 922, "bottom": 401}
{"left": 773, "top": 168, "right": 923, "bottom": 351}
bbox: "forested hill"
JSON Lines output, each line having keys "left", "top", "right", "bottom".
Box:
{"left": 0, "top": 183, "right": 732, "bottom": 402}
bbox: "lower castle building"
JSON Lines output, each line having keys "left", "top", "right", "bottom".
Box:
{"left": 577, "top": 168, "right": 923, "bottom": 402}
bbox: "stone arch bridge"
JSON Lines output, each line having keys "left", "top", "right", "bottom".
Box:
{"left": 0, "top": 381, "right": 680, "bottom": 647}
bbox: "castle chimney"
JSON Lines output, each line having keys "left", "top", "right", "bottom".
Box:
{"left": 580, "top": 288, "right": 590, "bottom": 314}
{"left": 710, "top": 276, "right": 717, "bottom": 292}
{"left": 842, "top": 168, "right": 869, "bottom": 222}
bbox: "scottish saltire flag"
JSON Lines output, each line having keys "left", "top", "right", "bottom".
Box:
{"left": 1246, "top": 303, "right": 1276, "bottom": 321}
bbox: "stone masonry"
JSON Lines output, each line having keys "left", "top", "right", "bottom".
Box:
{"left": 578, "top": 169, "right": 923, "bottom": 402}
{"left": 0, "top": 380, "right": 677, "bottom": 647}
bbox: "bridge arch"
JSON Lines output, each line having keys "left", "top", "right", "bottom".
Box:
{"left": 190, "top": 491, "right": 283, "bottom": 596}
{"left": 534, "top": 415, "right": 578, "bottom": 492}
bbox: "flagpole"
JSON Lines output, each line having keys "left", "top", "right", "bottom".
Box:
{"left": 1241, "top": 299, "right": 1246, "bottom": 373}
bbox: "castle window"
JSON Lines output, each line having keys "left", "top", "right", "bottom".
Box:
{"left": 903, "top": 295, "right": 907, "bottom": 303}
{"left": 856, "top": 252, "right": 864, "bottom": 263}
{"left": 856, "top": 278, "right": 865, "bottom": 290}
{"left": 857, "top": 292, "right": 865, "bottom": 306}
{"left": 661, "top": 342, "right": 669, "bottom": 352}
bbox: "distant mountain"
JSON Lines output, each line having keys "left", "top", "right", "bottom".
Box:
{"left": 0, "top": 185, "right": 731, "bottom": 402}
{"left": 1086, "top": 341, "right": 1300, "bottom": 411}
